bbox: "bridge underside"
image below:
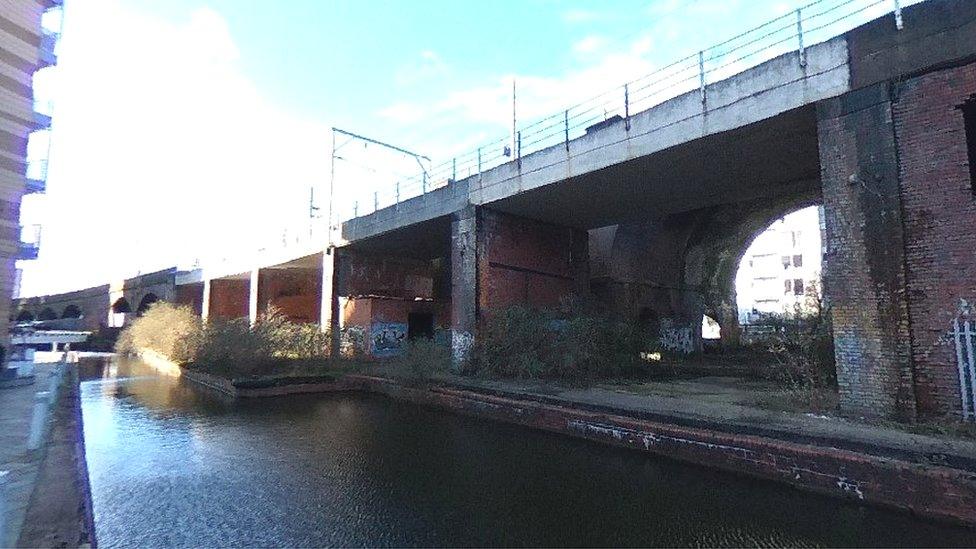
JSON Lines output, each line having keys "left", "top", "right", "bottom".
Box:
{"left": 488, "top": 105, "right": 820, "bottom": 230}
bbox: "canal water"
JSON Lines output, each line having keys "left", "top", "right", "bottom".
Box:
{"left": 79, "top": 358, "right": 975, "bottom": 548}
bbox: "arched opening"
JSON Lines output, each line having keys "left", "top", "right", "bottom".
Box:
{"left": 734, "top": 205, "right": 825, "bottom": 334}
{"left": 110, "top": 297, "right": 132, "bottom": 328}
{"left": 38, "top": 307, "right": 57, "bottom": 321}
{"left": 16, "top": 310, "right": 35, "bottom": 322}
{"left": 62, "top": 304, "right": 82, "bottom": 319}
{"left": 137, "top": 293, "right": 159, "bottom": 315}
{"left": 112, "top": 298, "right": 131, "bottom": 314}
{"left": 702, "top": 314, "right": 721, "bottom": 340}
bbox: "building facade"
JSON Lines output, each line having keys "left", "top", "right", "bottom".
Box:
{"left": 0, "top": 0, "right": 61, "bottom": 354}
{"left": 735, "top": 206, "right": 825, "bottom": 324}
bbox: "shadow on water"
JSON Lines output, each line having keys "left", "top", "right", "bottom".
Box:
{"left": 78, "top": 357, "right": 976, "bottom": 548}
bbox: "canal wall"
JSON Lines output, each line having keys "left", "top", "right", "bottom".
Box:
{"left": 354, "top": 376, "right": 976, "bottom": 527}
{"left": 16, "top": 366, "right": 96, "bottom": 547}
{"left": 174, "top": 366, "right": 976, "bottom": 526}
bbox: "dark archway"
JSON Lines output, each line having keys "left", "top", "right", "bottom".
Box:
{"left": 137, "top": 293, "right": 159, "bottom": 315}
{"left": 16, "top": 310, "right": 35, "bottom": 322}
{"left": 596, "top": 191, "right": 822, "bottom": 350}
{"left": 112, "top": 297, "right": 131, "bottom": 314}
{"left": 38, "top": 307, "right": 57, "bottom": 321}
{"left": 62, "top": 304, "right": 82, "bottom": 318}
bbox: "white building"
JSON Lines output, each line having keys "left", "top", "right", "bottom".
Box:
{"left": 735, "top": 206, "right": 824, "bottom": 324}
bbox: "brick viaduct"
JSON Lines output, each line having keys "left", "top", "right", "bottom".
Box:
{"left": 14, "top": 0, "right": 976, "bottom": 421}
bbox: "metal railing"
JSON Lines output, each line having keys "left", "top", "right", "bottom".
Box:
{"left": 334, "top": 0, "right": 908, "bottom": 223}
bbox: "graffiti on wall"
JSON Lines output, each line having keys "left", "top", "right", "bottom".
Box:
{"left": 660, "top": 318, "right": 695, "bottom": 354}
{"left": 371, "top": 322, "right": 407, "bottom": 357}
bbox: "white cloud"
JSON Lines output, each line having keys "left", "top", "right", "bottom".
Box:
{"left": 19, "top": 0, "right": 331, "bottom": 296}
{"left": 394, "top": 49, "right": 449, "bottom": 87}
{"left": 376, "top": 31, "right": 660, "bottom": 159}
{"left": 572, "top": 35, "right": 606, "bottom": 55}
{"left": 561, "top": 9, "right": 605, "bottom": 24}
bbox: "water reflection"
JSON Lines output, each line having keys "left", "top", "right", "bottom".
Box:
{"left": 80, "top": 358, "right": 976, "bottom": 548}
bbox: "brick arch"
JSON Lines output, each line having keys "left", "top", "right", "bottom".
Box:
{"left": 682, "top": 193, "right": 822, "bottom": 346}
{"left": 598, "top": 190, "right": 821, "bottom": 349}
{"left": 112, "top": 297, "right": 132, "bottom": 314}
{"left": 136, "top": 292, "right": 159, "bottom": 315}
{"left": 15, "top": 310, "right": 34, "bottom": 322}
{"left": 62, "top": 304, "right": 83, "bottom": 319}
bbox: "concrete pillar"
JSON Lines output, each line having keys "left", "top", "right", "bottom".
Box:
{"left": 248, "top": 268, "right": 259, "bottom": 326}
{"left": 320, "top": 249, "right": 340, "bottom": 356}
{"left": 817, "top": 83, "right": 915, "bottom": 421}
{"left": 201, "top": 278, "right": 211, "bottom": 322}
{"left": 450, "top": 206, "right": 477, "bottom": 368}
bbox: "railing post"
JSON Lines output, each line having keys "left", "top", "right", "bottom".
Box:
{"left": 893, "top": 0, "right": 903, "bottom": 30}
{"left": 477, "top": 147, "right": 482, "bottom": 174}
{"left": 452, "top": 157, "right": 456, "bottom": 182}
{"left": 353, "top": 201, "right": 358, "bottom": 217}
{"left": 624, "top": 84, "right": 630, "bottom": 131}
{"left": 373, "top": 191, "right": 378, "bottom": 211}
{"left": 796, "top": 8, "right": 806, "bottom": 68}
{"left": 698, "top": 50, "right": 706, "bottom": 106}
{"left": 395, "top": 181, "right": 400, "bottom": 205}
{"left": 516, "top": 130, "right": 522, "bottom": 169}
{"left": 564, "top": 110, "right": 569, "bottom": 151}
{"left": 422, "top": 172, "right": 427, "bottom": 193}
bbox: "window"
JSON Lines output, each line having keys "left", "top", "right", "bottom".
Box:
{"left": 784, "top": 279, "right": 793, "bottom": 293}
{"left": 793, "top": 254, "right": 803, "bottom": 267}
{"left": 792, "top": 231, "right": 802, "bottom": 247}
{"left": 781, "top": 255, "right": 791, "bottom": 269}
{"left": 794, "top": 279, "right": 805, "bottom": 296}
{"left": 962, "top": 96, "right": 976, "bottom": 197}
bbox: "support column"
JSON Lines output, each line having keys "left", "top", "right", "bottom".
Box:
{"left": 450, "top": 206, "right": 477, "bottom": 368}
{"left": 817, "top": 83, "right": 915, "bottom": 421}
{"left": 248, "top": 268, "right": 259, "bottom": 326}
{"left": 321, "top": 248, "right": 340, "bottom": 357}
{"left": 201, "top": 279, "right": 211, "bottom": 322}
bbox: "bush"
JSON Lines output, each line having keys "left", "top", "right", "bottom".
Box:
{"left": 118, "top": 304, "right": 332, "bottom": 377}
{"left": 115, "top": 302, "right": 203, "bottom": 364}
{"left": 194, "top": 308, "right": 330, "bottom": 377}
{"left": 395, "top": 337, "right": 451, "bottom": 385}
{"left": 757, "top": 306, "right": 836, "bottom": 390}
{"left": 469, "top": 305, "right": 658, "bottom": 383}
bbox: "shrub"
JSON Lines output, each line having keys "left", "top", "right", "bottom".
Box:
{"left": 118, "top": 304, "right": 333, "bottom": 377}
{"left": 469, "top": 305, "right": 658, "bottom": 383}
{"left": 754, "top": 293, "right": 837, "bottom": 390}
{"left": 194, "top": 308, "right": 330, "bottom": 377}
{"left": 115, "top": 302, "right": 203, "bottom": 364}
{"left": 395, "top": 337, "right": 451, "bottom": 385}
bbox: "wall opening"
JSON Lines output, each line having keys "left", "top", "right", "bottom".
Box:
{"left": 112, "top": 298, "right": 131, "bottom": 314}
{"left": 16, "top": 310, "right": 34, "bottom": 322}
{"left": 62, "top": 304, "right": 82, "bottom": 318}
{"left": 702, "top": 315, "right": 721, "bottom": 340}
{"left": 137, "top": 293, "right": 159, "bottom": 315}
{"left": 38, "top": 307, "right": 57, "bottom": 321}
{"left": 734, "top": 205, "right": 825, "bottom": 330}
{"left": 960, "top": 95, "right": 976, "bottom": 197}
{"left": 407, "top": 312, "right": 434, "bottom": 341}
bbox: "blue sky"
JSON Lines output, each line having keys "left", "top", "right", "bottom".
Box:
{"left": 19, "top": 0, "right": 914, "bottom": 296}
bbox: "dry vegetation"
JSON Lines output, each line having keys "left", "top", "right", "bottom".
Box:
{"left": 116, "top": 302, "right": 333, "bottom": 378}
